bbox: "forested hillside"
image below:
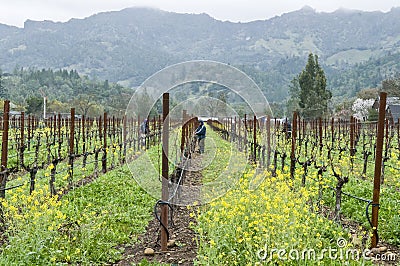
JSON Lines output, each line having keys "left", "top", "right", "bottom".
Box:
{"left": 1, "top": 6, "right": 400, "bottom": 108}
{"left": 0, "top": 68, "right": 131, "bottom": 116}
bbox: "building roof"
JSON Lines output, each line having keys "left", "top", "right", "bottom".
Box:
{"left": 388, "top": 104, "right": 400, "bottom": 122}
{"left": 373, "top": 96, "right": 400, "bottom": 109}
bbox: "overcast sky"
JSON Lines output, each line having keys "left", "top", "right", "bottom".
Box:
{"left": 1, "top": 0, "right": 399, "bottom": 28}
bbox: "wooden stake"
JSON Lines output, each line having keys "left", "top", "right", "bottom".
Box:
{"left": 290, "top": 112, "right": 298, "bottom": 180}
{"left": 266, "top": 116, "right": 271, "bottom": 168}
{"left": 253, "top": 115, "right": 257, "bottom": 162}
{"left": 371, "top": 92, "right": 386, "bottom": 248}
{"left": 161, "top": 93, "right": 170, "bottom": 251}
{"left": 102, "top": 112, "right": 107, "bottom": 173}
{"left": 0, "top": 100, "right": 10, "bottom": 198}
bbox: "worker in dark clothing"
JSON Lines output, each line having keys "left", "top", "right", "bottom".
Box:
{"left": 195, "top": 120, "right": 206, "bottom": 154}
{"left": 282, "top": 120, "right": 292, "bottom": 139}
{"left": 139, "top": 119, "right": 149, "bottom": 147}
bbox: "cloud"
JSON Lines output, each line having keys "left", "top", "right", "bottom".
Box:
{"left": 0, "top": 0, "right": 399, "bottom": 27}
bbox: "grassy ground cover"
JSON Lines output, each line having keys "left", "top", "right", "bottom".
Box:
{"left": 0, "top": 152, "right": 156, "bottom": 265}
{"left": 195, "top": 131, "right": 372, "bottom": 265}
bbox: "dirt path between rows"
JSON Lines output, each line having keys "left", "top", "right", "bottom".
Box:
{"left": 115, "top": 153, "right": 204, "bottom": 266}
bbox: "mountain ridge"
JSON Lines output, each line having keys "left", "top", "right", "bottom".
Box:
{"left": 1, "top": 6, "right": 400, "bottom": 102}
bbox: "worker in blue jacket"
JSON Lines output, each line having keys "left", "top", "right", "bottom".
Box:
{"left": 195, "top": 120, "right": 206, "bottom": 154}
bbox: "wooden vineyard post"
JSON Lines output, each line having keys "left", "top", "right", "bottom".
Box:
{"left": 290, "top": 112, "right": 297, "bottom": 180}
{"left": 398, "top": 118, "right": 400, "bottom": 159}
{"left": 161, "top": 93, "right": 170, "bottom": 251}
{"left": 123, "top": 115, "right": 127, "bottom": 163}
{"left": 69, "top": 108, "right": 75, "bottom": 185}
{"left": 350, "top": 116, "right": 355, "bottom": 170}
{"left": 111, "top": 116, "right": 115, "bottom": 168}
{"left": 238, "top": 118, "right": 241, "bottom": 151}
{"left": 266, "top": 115, "right": 271, "bottom": 169}
{"left": 145, "top": 116, "right": 150, "bottom": 150}
{"left": 137, "top": 115, "right": 141, "bottom": 151}
{"left": 318, "top": 117, "right": 323, "bottom": 152}
{"left": 181, "top": 110, "right": 187, "bottom": 154}
{"left": 82, "top": 115, "right": 86, "bottom": 167}
{"left": 57, "top": 113, "right": 61, "bottom": 158}
{"left": 98, "top": 116, "right": 102, "bottom": 143}
{"left": 297, "top": 116, "right": 301, "bottom": 143}
{"left": 152, "top": 116, "right": 156, "bottom": 146}
{"left": 253, "top": 115, "right": 257, "bottom": 162}
{"left": 51, "top": 116, "right": 55, "bottom": 140}
{"left": 350, "top": 116, "right": 355, "bottom": 156}
{"left": 371, "top": 92, "right": 386, "bottom": 248}
{"left": 230, "top": 117, "right": 233, "bottom": 141}
{"left": 27, "top": 115, "right": 31, "bottom": 151}
{"left": 0, "top": 100, "right": 10, "bottom": 198}
{"left": 112, "top": 116, "right": 116, "bottom": 141}
{"left": 158, "top": 115, "right": 162, "bottom": 144}
{"left": 20, "top": 112, "right": 25, "bottom": 169}
{"left": 102, "top": 112, "right": 107, "bottom": 173}
{"left": 244, "top": 114, "right": 248, "bottom": 153}
{"left": 132, "top": 116, "right": 136, "bottom": 145}
{"left": 233, "top": 117, "right": 237, "bottom": 142}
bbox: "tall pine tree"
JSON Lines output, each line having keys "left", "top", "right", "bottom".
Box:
{"left": 286, "top": 76, "right": 300, "bottom": 116}
{"left": 297, "top": 53, "right": 331, "bottom": 119}
{"left": 382, "top": 74, "right": 400, "bottom": 97}
{"left": 0, "top": 69, "right": 7, "bottom": 99}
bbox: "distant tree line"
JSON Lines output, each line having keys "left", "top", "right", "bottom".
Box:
{"left": 0, "top": 67, "right": 132, "bottom": 117}
{"left": 1, "top": 62, "right": 398, "bottom": 120}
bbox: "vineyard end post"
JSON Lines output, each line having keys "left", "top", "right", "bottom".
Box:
{"left": 161, "top": 93, "right": 170, "bottom": 251}
{"left": 69, "top": 108, "right": 75, "bottom": 185}
{"left": 0, "top": 100, "right": 10, "bottom": 198}
{"left": 371, "top": 92, "right": 386, "bottom": 248}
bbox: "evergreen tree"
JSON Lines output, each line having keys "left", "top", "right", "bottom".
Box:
{"left": 382, "top": 75, "right": 400, "bottom": 97}
{"left": 0, "top": 69, "right": 7, "bottom": 99}
{"left": 286, "top": 76, "right": 300, "bottom": 116}
{"left": 298, "top": 53, "right": 331, "bottom": 119}
{"left": 26, "top": 97, "right": 43, "bottom": 116}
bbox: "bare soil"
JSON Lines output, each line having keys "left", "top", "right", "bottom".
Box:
{"left": 115, "top": 153, "right": 204, "bottom": 266}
